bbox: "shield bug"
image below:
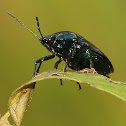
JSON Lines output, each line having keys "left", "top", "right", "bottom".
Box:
{"left": 7, "top": 12, "right": 114, "bottom": 89}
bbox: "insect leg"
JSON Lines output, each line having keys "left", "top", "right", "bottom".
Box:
{"left": 64, "top": 43, "right": 82, "bottom": 90}
{"left": 60, "top": 79, "right": 63, "bottom": 86}
{"left": 54, "top": 58, "right": 63, "bottom": 70}
{"left": 54, "top": 58, "right": 63, "bottom": 86}
{"left": 77, "top": 82, "right": 82, "bottom": 90}
{"left": 87, "top": 49, "right": 94, "bottom": 69}
{"left": 32, "top": 55, "right": 55, "bottom": 77}
{"left": 64, "top": 52, "right": 72, "bottom": 72}
{"left": 64, "top": 43, "right": 77, "bottom": 72}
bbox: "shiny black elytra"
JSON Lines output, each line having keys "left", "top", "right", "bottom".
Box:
{"left": 8, "top": 12, "right": 114, "bottom": 89}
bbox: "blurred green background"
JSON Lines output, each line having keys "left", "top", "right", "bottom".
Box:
{"left": 1, "top": 0, "right": 126, "bottom": 126}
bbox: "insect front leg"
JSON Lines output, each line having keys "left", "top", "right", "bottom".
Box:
{"left": 32, "top": 54, "right": 55, "bottom": 77}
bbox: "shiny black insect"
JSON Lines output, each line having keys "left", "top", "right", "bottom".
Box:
{"left": 8, "top": 12, "right": 114, "bottom": 89}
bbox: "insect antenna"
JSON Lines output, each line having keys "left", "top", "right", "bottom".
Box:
{"left": 7, "top": 12, "right": 40, "bottom": 39}
{"left": 36, "top": 17, "right": 43, "bottom": 38}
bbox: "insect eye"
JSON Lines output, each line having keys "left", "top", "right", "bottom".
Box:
{"left": 48, "top": 37, "right": 52, "bottom": 42}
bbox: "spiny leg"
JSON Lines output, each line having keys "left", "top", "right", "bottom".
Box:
{"left": 32, "top": 55, "right": 55, "bottom": 77}
{"left": 77, "top": 82, "right": 82, "bottom": 90}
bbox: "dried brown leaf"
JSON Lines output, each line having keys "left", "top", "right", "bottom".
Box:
{"left": 8, "top": 82, "right": 36, "bottom": 126}
{"left": 0, "top": 111, "right": 13, "bottom": 126}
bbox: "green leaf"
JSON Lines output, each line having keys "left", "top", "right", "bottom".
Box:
{"left": 7, "top": 70, "right": 126, "bottom": 125}
{"left": 29, "top": 70, "right": 126, "bottom": 101}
